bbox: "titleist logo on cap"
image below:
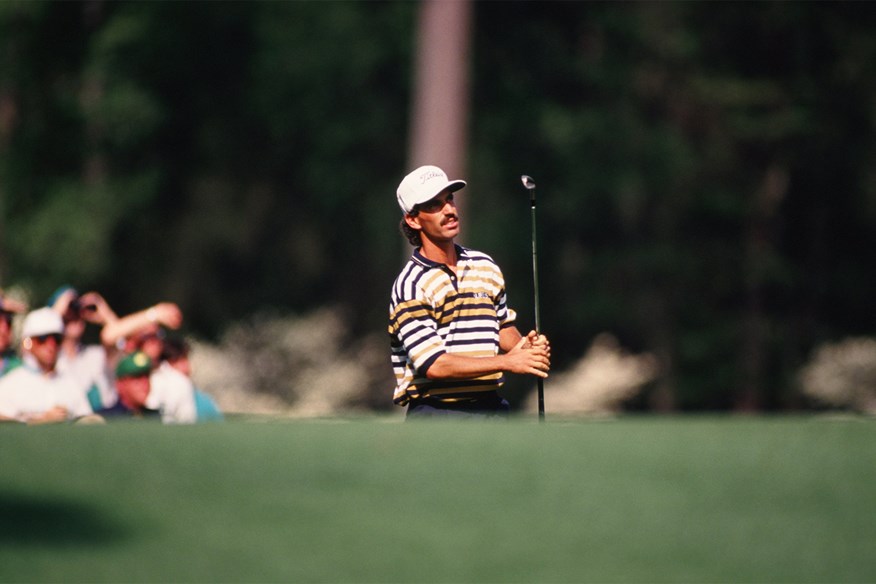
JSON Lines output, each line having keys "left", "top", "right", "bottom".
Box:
{"left": 418, "top": 169, "right": 444, "bottom": 184}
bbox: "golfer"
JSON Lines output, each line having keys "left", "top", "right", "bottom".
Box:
{"left": 389, "top": 165, "right": 550, "bottom": 418}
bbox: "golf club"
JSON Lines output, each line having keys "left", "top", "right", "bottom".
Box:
{"left": 521, "top": 175, "right": 545, "bottom": 422}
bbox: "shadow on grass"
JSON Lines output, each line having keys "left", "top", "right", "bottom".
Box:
{"left": 0, "top": 490, "right": 129, "bottom": 547}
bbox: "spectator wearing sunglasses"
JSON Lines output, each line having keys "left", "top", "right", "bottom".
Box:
{"left": 0, "top": 292, "right": 26, "bottom": 377}
{"left": 0, "top": 307, "right": 97, "bottom": 424}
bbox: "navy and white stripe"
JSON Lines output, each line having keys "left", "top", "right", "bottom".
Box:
{"left": 388, "top": 245, "right": 517, "bottom": 405}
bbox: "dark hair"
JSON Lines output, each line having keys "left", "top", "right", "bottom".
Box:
{"left": 160, "top": 336, "right": 190, "bottom": 363}
{"left": 399, "top": 216, "right": 421, "bottom": 247}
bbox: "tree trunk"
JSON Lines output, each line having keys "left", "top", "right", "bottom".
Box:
{"left": 736, "top": 164, "right": 788, "bottom": 411}
{"left": 407, "top": 0, "right": 472, "bottom": 239}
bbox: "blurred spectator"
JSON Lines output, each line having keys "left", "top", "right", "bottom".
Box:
{"left": 0, "top": 292, "right": 26, "bottom": 377}
{"left": 48, "top": 286, "right": 120, "bottom": 410}
{"left": 99, "top": 351, "right": 160, "bottom": 419}
{"left": 0, "top": 308, "right": 98, "bottom": 424}
{"left": 161, "top": 336, "right": 193, "bottom": 376}
{"left": 145, "top": 347, "right": 198, "bottom": 425}
{"left": 101, "top": 301, "right": 196, "bottom": 424}
{"left": 162, "top": 336, "right": 224, "bottom": 422}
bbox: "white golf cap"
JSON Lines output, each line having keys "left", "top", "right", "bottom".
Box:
{"left": 21, "top": 307, "right": 64, "bottom": 338}
{"left": 396, "top": 165, "right": 466, "bottom": 214}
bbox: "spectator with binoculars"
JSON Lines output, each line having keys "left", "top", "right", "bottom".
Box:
{"left": 48, "top": 286, "right": 121, "bottom": 410}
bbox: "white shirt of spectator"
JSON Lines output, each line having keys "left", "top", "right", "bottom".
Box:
{"left": 0, "top": 361, "right": 94, "bottom": 422}
{"left": 56, "top": 344, "right": 117, "bottom": 408}
{"left": 146, "top": 361, "right": 197, "bottom": 424}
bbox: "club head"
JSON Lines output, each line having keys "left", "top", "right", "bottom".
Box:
{"left": 521, "top": 175, "right": 536, "bottom": 190}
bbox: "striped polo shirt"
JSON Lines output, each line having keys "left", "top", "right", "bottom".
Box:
{"left": 388, "top": 245, "right": 517, "bottom": 406}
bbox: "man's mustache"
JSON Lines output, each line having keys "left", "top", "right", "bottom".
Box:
{"left": 441, "top": 214, "right": 458, "bottom": 226}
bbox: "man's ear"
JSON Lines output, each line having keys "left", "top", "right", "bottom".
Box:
{"left": 403, "top": 213, "right": 422, "bottom": 231}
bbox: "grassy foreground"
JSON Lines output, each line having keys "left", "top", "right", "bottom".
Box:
{"left": 1, "top": 415, "right": 875, "bottom": 583}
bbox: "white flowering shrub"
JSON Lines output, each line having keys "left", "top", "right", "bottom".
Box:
{"left": 189, "top": 307, "right": 397, "bottom": 418}
{"left": 526, "top": 333, "right": 659, "bottom": 416}
{"left": 799, "top": 337, "right": 876, "bottom": 414}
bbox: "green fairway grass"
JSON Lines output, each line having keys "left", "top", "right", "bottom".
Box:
{"left": 1, "top": 416, "right": 875, "bottom": 583}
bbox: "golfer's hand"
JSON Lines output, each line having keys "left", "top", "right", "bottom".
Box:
{"left": 523, "top": 330, "right": 550, "bottom": 352}
{"left": 505, "top": 334, "right": 551, "bottom": 378}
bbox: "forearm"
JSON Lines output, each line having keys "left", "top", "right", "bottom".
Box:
{"left": 498, "top": 325, "right": 523, "bottom": 353}
{"left": 101, "top": 308, "right": 157, "bottom": 346}
{"left": 95, "top": 305, "right": 119, "bottom": 326}
{"left": 101, "top": 303, "right": 181, "bottom": 347}
{"left": 425, "top": 352, "right": 512, "bottom": 380}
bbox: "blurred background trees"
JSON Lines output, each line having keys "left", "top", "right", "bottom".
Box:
{"left": 1, "top": 1, "right": 874, "bottom": 413}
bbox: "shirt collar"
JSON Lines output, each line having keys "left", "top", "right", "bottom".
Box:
{"left": 411, "top": 244, "right": 469, "bottom": 269}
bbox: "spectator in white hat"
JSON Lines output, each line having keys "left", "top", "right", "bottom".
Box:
{"left": 0, "top": 307, "right": 97, "bottom": 424}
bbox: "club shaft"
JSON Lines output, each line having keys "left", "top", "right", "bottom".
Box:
{"left": 530, "top": 198, "right": 545, "bottom": 422}
{"left": 530, "top": 203, "right": 541, "bottom": 333}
